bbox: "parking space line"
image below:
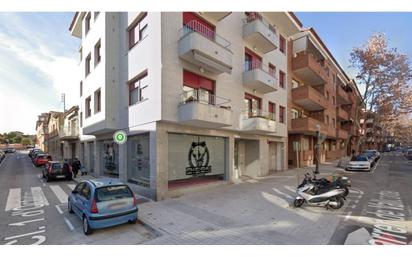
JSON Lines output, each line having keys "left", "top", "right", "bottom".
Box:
{"left": 5, "top": 188, "right": 21, "bottom": 211}
{"left": 55, "top": 205, "right": 64, "bottom": 214}
{"left": 64, "top": 217, "right": 74, "bottom": 231}
{"left": 49, "top": 185, "right": 68, "bottom": 204}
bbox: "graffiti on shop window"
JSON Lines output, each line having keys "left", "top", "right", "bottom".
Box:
{"left": 104, "top": 144, "right": 116, "bottom": 171}
{"left": 186, "top": 141, "right": 212, "bottom": 176}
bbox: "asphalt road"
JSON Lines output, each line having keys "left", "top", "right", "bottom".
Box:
{"left": 329, "top": 152, "right": 412, "bottom": 245}
{"left": 0, "top": 151, "right": 156, "bottom": 245}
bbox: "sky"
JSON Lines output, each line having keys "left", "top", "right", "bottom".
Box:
{"left": 0, "top": 12, "right": 411, "bottom": 134}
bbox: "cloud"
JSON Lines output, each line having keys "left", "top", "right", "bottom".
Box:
{"left": 0, "top": 13, "right": 80, "bottom": 134}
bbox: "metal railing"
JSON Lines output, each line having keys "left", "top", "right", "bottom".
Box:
{"left": 180, "top": 20, "right": 231, "bottom": 50}
{"left": 60, "top": 126, "right": 79, "bottom": 138}
{"left": 244, "top": 12, "right": 277, "bottom": 35}
{"left": 244, "top": 59, "right": 278, "bottom": 79}
{"left": 180, "top": 89, "right": 231, "bottom": 108}
{"left": 242, "top": 109, "right": 276, "bottom": 121}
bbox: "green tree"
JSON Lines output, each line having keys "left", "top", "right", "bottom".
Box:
{"left": 21, "top": 138, "right": 32, "bottom": 145}
{"left": 13, "top": 136, "right": 22, "bottom": 144}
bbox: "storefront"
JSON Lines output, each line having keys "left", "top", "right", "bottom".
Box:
{"left": 168, "top": 133, "right": 227, "bottom": 189}
{"left": 101, "top": 140, "right": 119, "bottom": 177}
{"left": 127, "top": 133, "right": 150, "bottom": 188}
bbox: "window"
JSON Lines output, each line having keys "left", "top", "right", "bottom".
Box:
{"left": 94, "top": 40, "right": 101, "bottom": 66}
{"left": 81, "top": 184, "right": 91, "bottom": 200}
{"left": 291, "top": 109, "right": 299, "bottom": 119}
{"left": 268, "top": 63, "right": 276, "bottom": 78}
{"left": 94, "top": 89, "right": 101, "bottom": 114}
{"left": 326, "top": 115, "right": 329, "bottom": 124}
{"left": 182, "top": 70, "right": 215, "bottom": 105}
{"left": 79, "top": 47, "right": 82, "bottom": 61}
{"left": 94, "top": 12, "right": 100, "bottom": 21}
{"left": 80, "top": 112, "right": 83, "bottom": 127}
{"left": 244, "top": 48, "right": 262, "bottom": 71}
{"left": 128, "top": 12, "right": 148, "bottom": 49}
{"left": 244, "top": 93, "right": 261, "bottom": 117}
{"left": 279, "top": 70, "right": 285, "bottom": 89}
{"left": 129, "top": 70, "right": 148, "bottom": 106}
{"left": 85, "top": 53, "right": 91, "bottom": 76}
{"left": 326, "top": 91, "right": 330, "bottom": 100}
{"left": 268, "top": 102, "right": 276, "bottom": 120}
{"left": 332, "top": 118, "right": 336, "bottom": 128}
{"left": 332, "top": 96, "right": 335, "bottom": 106}
{"left": 292, "top": 79, "right": 299, "bottom": 89}
{"left": 85, "top": 12, "right": 91, "bottom": 35}
{"left": 279, "top": 106, "right": 285, "bottom": 123}
{"left": 279, "top": 34, "right": 286, "bottom": 54}
{"left": 85, "top": 96, "right": 91, "bottom": 118}
{"left": 80, "top": 81, "right": 83, "bottom": 97}
{"left": 333, "top": 74, "right": 336, "bottom": 85}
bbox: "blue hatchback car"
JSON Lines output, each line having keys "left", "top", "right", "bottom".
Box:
{"left": 68, "top": 178, "right": 138, "bottom": 235}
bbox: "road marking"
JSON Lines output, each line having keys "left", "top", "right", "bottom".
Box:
{"left": 55, "top": 205, "right": 63, "bottom": 214}
{"left": 272, "top": 188, "right": 294, "bottom": 200}
{"left": 31, "top": 187, "right": 49, "bottom": 207}
{"left": 351, "top": 205, "right": 357, "bottom": 209}
{"left": 67, "top": 184, "right": 76, "bottom": 190}
{"left": 354, "top": 199, "right": 360, "bottom": 204}
{"left": 284, "top": 185, "right": 297, "bottom": 193}
{"left": 37, "top": 174, "right": 42, "bottom": 179}
{"left": 9, "top": 218, "right": 45, "bottom": 227}
{"left": 4, "top": 229, "right": 46, "bottom": 241}
{"left": 49, "top": 185, "right": 68, "bottom": 204}
{"left": 5, "top": 188, "right": 21, "bottom": 211}
{"left": 344, "top": 211, "right": 353, "bottom": 221}
{"left": 64, "top": 217, "right": 74, "bottom": 231}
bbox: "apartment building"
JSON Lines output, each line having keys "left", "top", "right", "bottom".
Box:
{"left": 47, "top": 111, "right": 64, "bottom": 160}
{"left": 35, "top": 113, "right": 50, "bottom": 152}
{"left": 287, "top": 28, "right": 363, "bottom": 167}
{"left": 70, "top": 12, "right": 303, "bottom": 200}
{"left": 364, "top": 111, "right": 384, "bottom": 150}
{"left": 61, "top": 106, "right": 80, "bottom": 160}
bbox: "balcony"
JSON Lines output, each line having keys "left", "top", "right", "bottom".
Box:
{"left": 243, "top": 61, "right": 277, "bottom": 94}
{"left": 60, "top": 126, "right": 80, "bottom": 141}
{"left": 198, "top": 12, "right": 231, "bottom": 22}
{"left": 243, "top": 13, "right": 278, "bottom": 54}
{"left": 292, "top": 86, "right": 328, "bottom": 111}
{"left": 178, "top": 89, "right": 232, "bottom": 128}
{"left": 337, "top": 85, "right": 352, "bottom": 105}
{"left": 336, "top": 106, "right": 349, "bottom": 121}
{"left": 178, "top": 20, "right": 233, "bottom": 75}
{"left": 336, "top": 128, "right": 349, "bottom": 140}
{"left": 290, "top": 117, "right": 327, "bottom": 136}
{"left": 240, "top": 110, "right": 277, "bottom": 133}
{"left": 292, "top": 52, "right": 329, "bottom": 85}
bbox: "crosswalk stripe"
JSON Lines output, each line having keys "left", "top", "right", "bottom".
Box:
{"left": 284, "top": 185, "right": 297, "bottom": 193}
{"left": 31, "top": 187, "right": 49, "bottom": 206}
{"left": 273, "top": 188, "right": 294, "bottom": 200}
{"left": 5, "top": 188, "right": 21, "bottom": 211}
{"left": 50, "top": 185, "right": 68, "bottom": 204}
{"left": 67, "top": 184, "right": 76, "bottom": 190}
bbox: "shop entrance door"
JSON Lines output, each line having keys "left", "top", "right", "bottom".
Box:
{"left": 269, "top": 142, "right": 277, "bottom": 171}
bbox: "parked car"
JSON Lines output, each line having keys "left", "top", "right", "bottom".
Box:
{"left": 3, "top": 147, "right": 16, "bottom": 154}
{"left": 406, "top": 149, "right": 412, "bottom": 160}
{"left": 363, "top": 150, "right": 380, "bottom": 161}
{"left": 42, "top": 161, "right": 72, "bottom": 182}
{"left": 346, "top": 154, "right": 371, "bottom": 172}
{"left": 0, "top": 150, "right": 5, "bottom": 163}
{"left": 33, "top": 154, "right": 52, "bottom": 167}
{"left": 68, "top": 179, "right": 138, "bottom": 235}
{"left": 31, "top": 150, "right": 45, "bottom": 161}
{"left": 362, "top": 152, "right": 377, "bottom": 166}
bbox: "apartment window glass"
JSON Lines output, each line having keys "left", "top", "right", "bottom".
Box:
{"left": 279, "top": 70, "right": 285, "bottom": 89}
{"left": 332, "top": 96, "right": 336, "bottom": 106}
{"left": 332, "top": 118, "right": 336, "bottom": 128}
{"left": 129, "top": 70, "right": 148, "bottom": 106}
{"left": 128, "top": 12, "right": 148, "bottom": 49}
{"left": 85, "top": 53, "right": 91, "bottom": 76}
{"left": 127, "top": 133, "right": 150, "bottom": 188}
{"left": 94, "top": 88, "right": 101, "bottom": 113}
{"left": 244, "top": 93, "right": 261, "bottom": 117}
{"left": 183, "top": 70, "right": 214, "bottom": 105}
{"left": 326, "top": 91, "right": 330, "bottom": 100}
{"left": 326, "top": 115, "right": 329, "bottom": 124}
{"left": 85, "top": 97, "right": 91, "bottom": 118}
{"left": 279, "top": 34, "right": 286, "bottom": 54}
{"left": 94, "top": 40, "right": 101, "bottom": 66}
{"left": 244, "top": 48, "right": 262, "bottom": 71}
{"left": 292, "top": 79, "right": 299, "bottom": 89}
{"left": 85, "top": 12, "right": 91, "bottom": 34}
{"left": 80, "top": 81, "right": 83, "bottom": 97}
{"left": 291, "top": 109, "right": 299, "bottom": 119}
{"left": 268, "top": 63, "right": 276, "bottom": 78}
{"left": 279, "top": 106, "right": 285, "bottom": 123}
{"left": 268, "top": 102, "right": 276, "bottom": 120}
{"left": 80, "top": 112, "right": 83, "bottom": 127}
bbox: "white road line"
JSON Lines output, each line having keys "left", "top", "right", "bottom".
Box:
{"left": 49, "top": 185, "right": 68, "bottom": 204}
{"left": 67, "top": 184, "right": 76, "bottom": 190}
{"left": 64, "top": 217, "right": 74, "bottom": 231}
{"left": 354, "top": 199, "right": 360, "bottom": 204}
{"left": 37, "top": 174, "right": 42, "bottom": 178}
{"left": 5, "top": 188, "right": 21, "bottom": 211}
{"left": 284, "top": 185, "right": 297, "bottom": 193}
{"left": 31, "top": 187, "right": 49, "bottom": 207}
{"left": 272, "top": 188, "right": 294, "bottom": 200}
{"left": 55, "top": 205, "right": 63, "bottom": 214}
{"left": 351, "top": 205, "right": 357, "bottom": 209}
{"left": 4, "top": 230, "right": 46, "bottom": 241}
{"left": 344, "top": 211, "right": 353, "bottom": 221}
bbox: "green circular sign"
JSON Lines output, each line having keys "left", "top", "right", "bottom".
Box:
{"left": 113, "top": 130, "right": 127, "bottom": 144}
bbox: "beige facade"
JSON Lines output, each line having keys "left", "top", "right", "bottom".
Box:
{"left": 47, "top": 112, "right": 64, "bottom": 160}
{"left": 35, "top": 113, "right": 50, "bottom": 152}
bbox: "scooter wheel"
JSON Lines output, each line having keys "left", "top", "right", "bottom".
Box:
{"left": 293, "top": 199, "right": 304, "bottom": 207}
{"left": 329, "top": 197, "right": 345, "bottom": 210}
{"left": 343, "top": 188, "right": 349, "bottom": 197}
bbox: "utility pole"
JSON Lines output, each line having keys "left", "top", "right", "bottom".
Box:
{"left": 61, "top": 93, "right": 66, "bottom": 112}
{"left": 315, "top": 124, "right": 320, "bottom": 174}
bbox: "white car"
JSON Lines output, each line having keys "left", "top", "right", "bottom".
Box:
{"left": 346, "top": 155, "right": 371, "bottom": 172}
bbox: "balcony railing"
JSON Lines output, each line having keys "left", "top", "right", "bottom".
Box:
{"left": 180, "top": 20, "right": 231, "bottom": 50}
{"left": 244, "top": 59, "right": 277, "bottom": 79}
{"left": 180, "top": 89, "right": 231, "bottom": 108}
{"left": 244, "top": 12, "right": 277, "bottom": 35}
{"left": 242, "top": 109, "right": 276, "bottom": 121}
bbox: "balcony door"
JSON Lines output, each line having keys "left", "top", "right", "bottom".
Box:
{"left": 244, "top": 93, "right": 261, "bottom": 117}
{"left": 244, "top": 48, "right": 262, "bottom": 71}
{"left": 183, "top": 70, "right": 215, "bottom": 105}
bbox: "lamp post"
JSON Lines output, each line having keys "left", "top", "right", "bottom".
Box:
{"left": 315, "top": 124, "right": 320, "bottom": 174}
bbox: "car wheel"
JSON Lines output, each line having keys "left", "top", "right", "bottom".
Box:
{"left": 128, "top": 218, "right": 137, "bottom": 224}
{"left": 343, "top": 188, "right": 349, "bottom": 197}
{"left": 83, "top": 216, "right": 93, "bottom": 235}
{"left": 68, "top": 201, "right": 74, "bottom": 214}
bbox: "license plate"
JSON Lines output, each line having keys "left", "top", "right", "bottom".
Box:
{"left": 56, "top": 175, "right": 65, "bottom": 178}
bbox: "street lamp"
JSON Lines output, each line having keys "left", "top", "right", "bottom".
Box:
{"left": 315, "top": 124, "right": 320, "bottom": 174}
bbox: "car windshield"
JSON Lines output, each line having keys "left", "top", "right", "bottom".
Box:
{"left": 51, "top": 163, "right": 62, "bottom": 170}
{"left": 363, "top": 151, "right": 375, "bottom": 154}
{"left": 351, "top": 155, "right": 368, "bottom": 162}
{"left": 96, "top": 185, "right": 133, "bottom": 202}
